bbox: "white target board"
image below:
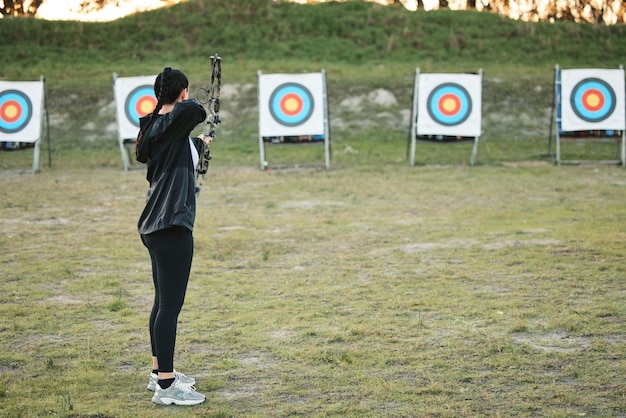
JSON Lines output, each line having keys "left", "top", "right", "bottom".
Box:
{"left": 113, "top": 73, "right": 157, "bottom": 169}
{"left": 416, "top": 73, "right": 482, "bottom": 137}
{"left": 561, "top": 68, "right": 625, "bottom": 132}
{"left": 258, "top": 73, "right": 325, "bottom": 137}
{"left": 113, "top": 74, "right": 157, "bottom": 141}
{"left": 409, "top": 69, "right": 482, "bottom": 166}
{"left": 257, "top": 71, "right": 330, "bottom": 170}
{"left": 0, "top": 80, "right": 44, "bottom": 143}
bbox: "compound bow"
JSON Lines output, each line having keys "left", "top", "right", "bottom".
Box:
{"left": 195, "top": 52, "right": 222, "bottom": 197}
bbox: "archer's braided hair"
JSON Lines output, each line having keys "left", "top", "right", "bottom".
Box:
{"left": 135, "top": 67, "right": 189, "bottom": 155}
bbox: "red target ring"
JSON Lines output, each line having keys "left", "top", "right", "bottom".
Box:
{"left": 438, "top": 94, "right": 462, "bottom": 116}
{"left": 135, "top": 96, "right": 157, "bottom": 117}
{"left": 1, "top": 100, "right": 22, "bottom": 122}
{"left": 581, "top": 89, "right": 604, "bottom": 112}
{"left": 280, "top": 93, "right": 304, "bottom": 116}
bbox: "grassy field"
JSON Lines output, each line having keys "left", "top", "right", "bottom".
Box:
{"left": 1, "top": 0, "right": 626, "bottom": 416}
{"left": 1, "top": 162, "right": 626, "bottom": 417}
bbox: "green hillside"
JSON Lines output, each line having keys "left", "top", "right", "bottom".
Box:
{"left": 2, "top": 0, "right": 625, "bottom": 83}
{"left": 1, "top": 0, "right": 625, "bottom": 168}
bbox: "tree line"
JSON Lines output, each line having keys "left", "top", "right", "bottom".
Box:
{"left": 385, "top": 0, "right": 623, "bottom": 24}
{"left": 1, "top": 0, "right": 624, "bottom": 25}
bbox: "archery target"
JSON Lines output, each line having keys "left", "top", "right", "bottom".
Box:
{"left": 561, "top": 69, "right": 625, "bottom": 131}
{"left": 0, "top": 81, "right": 44, "bottom": 143}
{"left": 426, "top": 83, "right": 472, "bottom": 126}
{"left": 269, "top": 83, "right": 314, "bottom": 127}
{"left": 113, "top": 74, "right": 157, "bottom": 140}
{"left": 0, "top": 90, "right": 32, "bottom": 133}
{"left": 259, "top": 72, "right": 325, "bottom": 137}
{"left": 416, "top": 73, "right": 482, "bottom": 137}
{"left": 124, "top": 85, "right": 157, "bottom": 127}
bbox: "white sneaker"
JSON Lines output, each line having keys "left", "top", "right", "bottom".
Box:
{"left": 147, "top": 370, "right": 196, "bottom": 391}
{"left": 151, "top": 375, "right": 205, "bottom": 406}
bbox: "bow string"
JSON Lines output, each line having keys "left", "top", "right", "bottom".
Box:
{"left": 195, "top": 52, "right": 222, "bottom": 197}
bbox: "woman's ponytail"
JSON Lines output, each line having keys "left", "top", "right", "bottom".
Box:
{"left": 135, "top": 67, "right": 175, "bottom": 162}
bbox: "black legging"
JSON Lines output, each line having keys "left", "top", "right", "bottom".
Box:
{"left": 141, "top": 226, "right": 193, "bottom": 373}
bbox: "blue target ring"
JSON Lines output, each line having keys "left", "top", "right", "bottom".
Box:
{"left": 125, "top": 85, "right": 157, "bottom": 127}
{"left": 570, "top": 78, "right": 616, "bottom": 123}
{"left": 0, "top": 90, "right": 33, "bottom": 133}
{"left": 269, "top": 83, "right": 314, "bottom": 127}
{"left": 426, "top": 83, "right": 472, "bottom": 126}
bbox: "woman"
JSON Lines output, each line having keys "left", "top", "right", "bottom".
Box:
{"left": 136, "top": 67, "right": 211, "bottom": 406}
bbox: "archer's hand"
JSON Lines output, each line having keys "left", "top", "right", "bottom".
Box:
{"left": 199, "top": 133, "right": 213, "bottom": 146}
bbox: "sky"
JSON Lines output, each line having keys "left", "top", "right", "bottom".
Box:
{"left": 36, "top": 0, "right": 182, "bottom": 21}
{"left": 34, "top": 0, "right": 421, "bottom": 21}
{"left": 30, "top": 0, "right": 625, "bottom": 24}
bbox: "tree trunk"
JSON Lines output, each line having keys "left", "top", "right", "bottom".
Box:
{"left": 1, "top": 0, "right": 46, "bottom": 17}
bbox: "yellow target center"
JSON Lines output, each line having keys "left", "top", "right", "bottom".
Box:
{"left": 284, "top": 97, "right": 300, "bottom": 113}
{"left": 441, "top": 98, "right": 458, "bottom": 113}
{"left": 139, "top": 100, "right": 155, "bottom": 115}
{"left": 586, "top": 93, "right": 600, "bottom": 108}
{"left": 4, "top": 104, "right": 18, "bottom": 119}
